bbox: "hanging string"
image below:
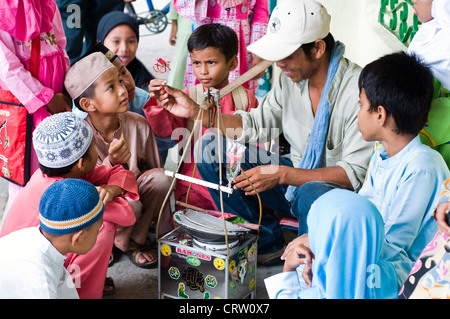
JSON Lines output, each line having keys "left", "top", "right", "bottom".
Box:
{"left": 155, "top": 107, "right": 205, "bottom": 239}
{"left": 214, "top": 89, "right": 231, "bottom": 260}
{"left": 155, "top": 87, "right": 263, "bottom": 261}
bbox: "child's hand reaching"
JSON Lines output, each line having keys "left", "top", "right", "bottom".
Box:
{"left": 108, "top": 136, "right": 131, "bottom": 167}
{"left": 281, "top": 234, "right": 315, "bottom": 288}
{"left": 46, "top": 93, "right": 72, "bottom": 114}
{"left": 96, "top": 185, "right": 124, "bottom": 205}
{"left": 435, "top": 201, "right": 450, "bottom": 235}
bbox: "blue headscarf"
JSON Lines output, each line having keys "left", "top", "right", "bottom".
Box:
{"left": 96, "top": 11, "right": 154, "bottom": 89}
{"left": 96, "top": 11, "right": 140, "bottom": 43}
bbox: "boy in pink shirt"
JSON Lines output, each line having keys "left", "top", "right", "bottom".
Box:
{"left": 147, "top": 23, "right": 259, "bottom": 212}
{"left": 174, "top": 0, "right": 269, "bottom": 92}
{"left": 0, "top": 111, "right": 138, "bottom": 298}
{"left": 67, "top": 52, "right": 172, "bottom": 269}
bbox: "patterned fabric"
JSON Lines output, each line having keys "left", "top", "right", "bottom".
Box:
{"left": 0, "top": 0, "right": 56, "bottom": 43}
{"left": 438, "top": 178, "right": 450, "bottom": 202}
{"left": 0, "top": 7, "right": 69, "bottom": 179}
{"left": 217, "top": 0, "right": 245, "bottom": 7}
{"left": 399, "top": 178, "right": 450, "bottom": 299}
{"left": 33, "top": 112, "right": 93, "bottom": 168}
{"left": 399, "top": 231, "right": 450, "bottom": 299}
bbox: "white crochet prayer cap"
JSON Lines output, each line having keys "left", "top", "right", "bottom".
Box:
{"left": 33, "top": 112, "right": 93, "bottom": 168}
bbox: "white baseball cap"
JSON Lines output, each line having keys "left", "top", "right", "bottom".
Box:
{"left": 247, "top": 0, "right": 331, "bottom": 62}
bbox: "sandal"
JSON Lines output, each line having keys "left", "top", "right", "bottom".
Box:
{"left": 125, "top": 245, "right": 158, "bottom": 269}
{"left": 103, "top": 277, "right": 115, "bottom": 297}
{"left": 257, "top": 246, "right": 285, "bottom": 266}
{"left": 108, "top": 246, "right": 123, "bottom": 267}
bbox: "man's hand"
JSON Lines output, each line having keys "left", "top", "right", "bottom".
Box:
{"left": 233, "top": 165, "right": 281, "bottom": 195}
{"left": 148, "top": 78, "right": 167, "bottom": 101}
{"left": 169, "top": 21, "right": 177, "bottom": 46}
{"left": 158, "top": 84, "right": 200, "bottom": 120}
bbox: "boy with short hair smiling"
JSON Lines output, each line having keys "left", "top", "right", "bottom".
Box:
{"left": 68, "top": 52, "right": 172, "bottom": 268}
{"left": 146, "top": 23, "right": 259, "bottom": 211}
{"left": 265, "top": 52, "right": 450, "bottom": 299}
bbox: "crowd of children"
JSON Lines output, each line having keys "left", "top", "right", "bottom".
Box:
{"left": 0, "top": 0, "right": 448, "bottom": 299}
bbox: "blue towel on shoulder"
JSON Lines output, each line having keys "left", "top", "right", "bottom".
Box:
{"left": 284, "top": 42, "right": 346, "bottom": 202}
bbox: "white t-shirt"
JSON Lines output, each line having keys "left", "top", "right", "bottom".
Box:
{"left": 408, "top": 0, "right": 450, "bottom": 89}
{"left": 0, "top": 227, "right": 79, "bottom": 299}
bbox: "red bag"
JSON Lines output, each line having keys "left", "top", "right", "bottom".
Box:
{"left": 0, "top": 37, "right": 40, "bottom": 186}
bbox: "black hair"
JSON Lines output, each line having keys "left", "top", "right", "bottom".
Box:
{"left": 187, "top": 23, "right": 238, "bottom": 62}
{"left": 358, "top": 51, "right": 434, "bottom": 136}
{"left": 301, "top": 33, "right": 336, "bottom": 61}
{"left": 39, "top": 144, "right": 91, "bottom": 177}
{"left": 73, "top": 82, "right": 96, "bottom": 111}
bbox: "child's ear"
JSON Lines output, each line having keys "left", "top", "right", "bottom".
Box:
{"left": 229, "top": 56, "right": 238, "bottom": 72}
{"left": 71, "top": 229, "right": 84, "bottom": 247}
{"left": 79, "top": 97, "right": 95, "bottom": 112}
{"left": 377, "top": 105, "right": 388, "bottom": 126}
{"left": 72, "top": 157, "right": 85, "bottom": 174}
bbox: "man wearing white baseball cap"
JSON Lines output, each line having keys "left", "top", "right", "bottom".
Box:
{"left": 154, "top": 0, "right": 373, "bottom": 262}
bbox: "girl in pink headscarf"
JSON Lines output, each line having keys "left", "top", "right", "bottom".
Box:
{"left": 0, "top": 1, "right": 71, "bottom": 210}
{"left": 174, "top": 0, "right": 269, "bottom": 92}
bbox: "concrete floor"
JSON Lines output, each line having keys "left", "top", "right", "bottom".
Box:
{"left": 0, "top": 0, "right": 286, "bottom": 299}
{"left": 103, "top": 148, "right": 284, "bottom": 300}
{"left": 0, "top": 162, "right": 284, "bottom": 300}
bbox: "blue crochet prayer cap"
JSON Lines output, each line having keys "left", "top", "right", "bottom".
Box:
{"left": 39, "top": 179, "right": 104, "bottom": 235}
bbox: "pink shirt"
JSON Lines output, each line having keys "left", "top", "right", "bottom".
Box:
{"left": 86, "top": 112, "right": 164, "bottom": 179}
{"left": 0, "top": 165, "right": 139, "bottom": 238}
{"left": 0, "top": 9, "right": 69, "bottom": 115}
{"left": 174, "top": 0, "right": 268, "bottom": 91}
{"left": 144, "top": 86, "right": 258, "bottom": 210}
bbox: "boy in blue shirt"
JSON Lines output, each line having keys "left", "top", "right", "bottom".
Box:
{"left": 265, "top": 51, "right": 450, "bottom": 299}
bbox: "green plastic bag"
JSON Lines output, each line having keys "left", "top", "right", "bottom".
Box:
{"left": 419, "top": 80, "right": 450, "bottom": 168}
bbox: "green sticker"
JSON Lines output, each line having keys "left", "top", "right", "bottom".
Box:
{"left": 205, "top": 275, "right": 217, "bottom": 288}
{"left": 168, "top": 266, "right": 180, "bottom": 280}
{"left": 186, "top": 256, "right": 201, "bottom": 267}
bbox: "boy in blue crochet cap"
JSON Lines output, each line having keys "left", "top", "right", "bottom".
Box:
{"left": 66, "top": 51, "right": 172, "bottom": 269}
{"left": 0, "top": 179, "right": 104, "bottom": 298}
{"left": 0, "top": 111, "right": 138, "bottom": 298}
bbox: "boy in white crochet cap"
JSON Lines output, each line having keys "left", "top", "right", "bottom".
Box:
{"left": 0, "top": 179, "right": 104, "bottom": 299}
{"left": 66, "top": 52, "right": 172, "bottom": 268}
{"left": 0, "top": 112, "right": 138, "bottom": 299}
